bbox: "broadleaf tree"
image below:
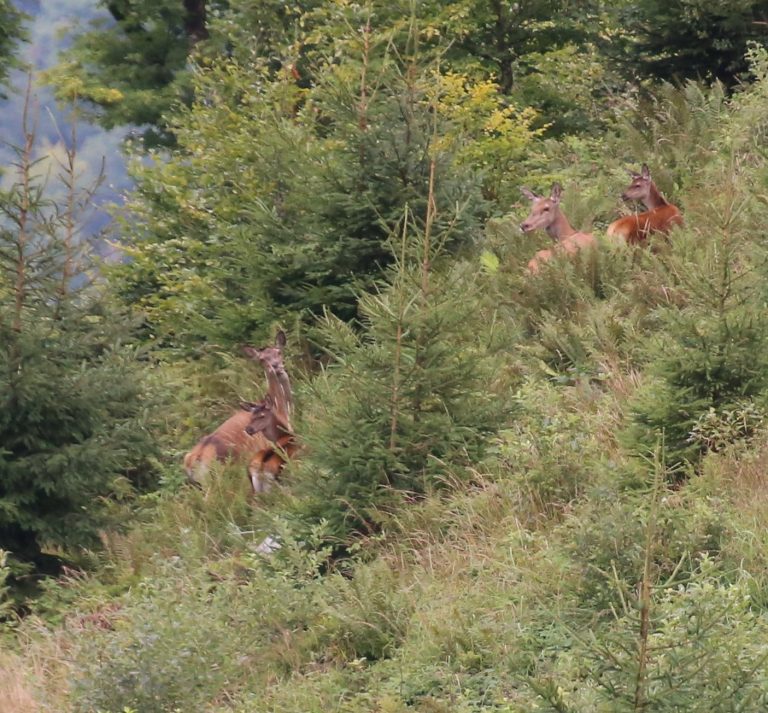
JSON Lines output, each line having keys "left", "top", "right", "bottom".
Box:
{"left": 109, "top": 9, "right": 535, "bottom": 354}
{"left": 46, "top": 0, "right": 223, "bottom": 146}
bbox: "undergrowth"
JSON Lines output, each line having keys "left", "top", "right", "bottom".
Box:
{"left": 6, "top": 49, "right": 768, "bottom": 713}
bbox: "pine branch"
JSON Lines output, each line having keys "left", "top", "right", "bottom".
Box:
{"left": 11, "top": 75, "right": 36, "bottom": 334}
{"left": 633, "top": 446, "right": 664, "bottom": 711}
{"left": 389, "top": 211, "right": 409, "bottom": 453}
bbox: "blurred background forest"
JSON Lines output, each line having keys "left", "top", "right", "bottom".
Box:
{"left": 2, "top": 1, "right": 768, "bottom": 711}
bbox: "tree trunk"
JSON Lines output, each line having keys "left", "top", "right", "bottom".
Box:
{"left": 491, "top": 0, "right": 515, "bottom": 93}
{"left": 183, "top": 0, "right": 208, "bottom": 44}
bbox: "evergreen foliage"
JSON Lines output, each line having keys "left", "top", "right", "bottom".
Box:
{"left": 537, "top": 561, "right": 768, "bottom": 711}
{"left": 290, "top": 207, "right": 514, "bottom": 539}
{"left": 9, "top": 8, "right": 768, "bottom": 713}
{"left": 108, "top": 14, "right": 503, "bottom": 352}
{"left": 623, "top": 62, "right": 768, "bottom": 469}
{"left": 0, "top": 0, "right": 24, "bottom": 97}
{"left": 0, "top": 103, "right": 156, "bottom": 568}
{"left": 46, "top": 0, "right": 223, "bottom": 146}
{"left": 618, "top": 0, "right": 768, "bottom": 86}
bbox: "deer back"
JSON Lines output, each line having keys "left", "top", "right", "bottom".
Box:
{"left": 526, "top": 231, "right": 595, "bottom": 273}
{"left": 607, "top": 205, "right": 682, "bottom": 245}
{"left": 561, "top": 231, "right": 596, "bottom": 254}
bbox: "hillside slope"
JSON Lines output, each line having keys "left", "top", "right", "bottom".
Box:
{"left": 4, "top": 28, "right": 768, "bottom": 713}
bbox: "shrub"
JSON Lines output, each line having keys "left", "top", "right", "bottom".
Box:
{"left": 533, "top": 560, "right": 768, "bottom": 711}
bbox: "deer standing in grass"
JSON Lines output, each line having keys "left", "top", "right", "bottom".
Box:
{"left": 520, "top": 183, "right": 596, "bottom": 273}
{"left": 243, "top": 394, "right": 298, "bottom": 494}
{"left": 183, "top": 331, "right": 293, "bottom": 488}
{"left": 243, "top": 332, "right": 295, "bottom": 494}
{"left": 606, "top": 163, "right": 683, "bottom": 246}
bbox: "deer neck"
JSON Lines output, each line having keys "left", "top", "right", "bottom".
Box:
{"left": 266, "top": 370, "right": 294, "bottom": 430}
{"left": 260, "top": 412, "right": 292, "bottom": 444}
{"left": 546, "top": 210, "right": 578, "bottom": 242}
{"left": 643, "top": 183, "right": 669, "bottom": 210}
{"left": 274, "top": 414, "right": 293, "bottom": 449}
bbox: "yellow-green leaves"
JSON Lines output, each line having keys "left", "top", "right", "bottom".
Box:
{"left": 432, "top": 72, "right": 545, "bottom": 201}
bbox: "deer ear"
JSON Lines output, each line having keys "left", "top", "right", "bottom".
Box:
{"left": 641, "top": 163, "right": 651, "bottom": 180}
{"left": 275, "top": 330, "right": 287, "bottom": 350}
{"left": 520, "top": 187, "right": 537, "bottom": 201}
{"left": 550, "top": 182, "right": 562, "bottom": 203}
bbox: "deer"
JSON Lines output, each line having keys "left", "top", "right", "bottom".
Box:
{"left": 183, "top": 331, "right": 293, "bottom": 486}
{"left": 244, "top": 394, "right": 298, "bottom": 494}
{"left": 520, "top": 183, "right": 596, "bottom": 274}
{"left": 606, "top": 163, "right": 683, "bottom": 246}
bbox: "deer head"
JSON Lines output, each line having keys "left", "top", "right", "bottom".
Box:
{"left": 519, "top": 183, "right": 563, "bottom": 235}
{"left": 244, "top": 395, "right": 283, "bottom": 441}
{"left": 242, "top": 330, "right": 287, "bottom": 378}
{"left": 621, "top": 164, "right": 652, "bottom": 202}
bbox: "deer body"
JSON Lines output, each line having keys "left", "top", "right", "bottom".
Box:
{"left": 183, "top": 407, "right": 272, "bottom": 484}
{"left": 520, "top": 183, "right": 595, "bottom": 273}
{"left": 606, "top": 164, "right": 683, "bottom": 245}
{"left": 244, "top": 397, "right": 298, "bottom": 493}
{"left": 183, "top": 331, "right": 293, "bottom": 487}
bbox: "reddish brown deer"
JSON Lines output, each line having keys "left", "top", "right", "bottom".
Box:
{"left": 183, "top": 331, "right": 292, "bottom": 486}
{"left": 244, "top": 395, "right": 298, "bottom": 494}
{"left": 520, "top": 183, "right": 596, "bottom": 273}
{"left": 606, "top": 164, "right": 683, "bottom": 246}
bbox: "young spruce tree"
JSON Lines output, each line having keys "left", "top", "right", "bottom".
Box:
{"left": 0, "top": 94, "right": 156, "bottom": 572}
{"left": 289, "top": 152, "right": 513, "bottom": 540}
{"left": 109, "top": 6, "right": 494, "bottom": 353}
{"left": 623, "top": 87, "right": 768, "bottom": 472}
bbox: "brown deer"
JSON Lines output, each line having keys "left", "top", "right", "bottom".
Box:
{"left": 183, "top": 331, "right": 292, "bottom": 486}
{"left": 244, "top": 395, "right": 298, "bottom": 494}
{"left": 606, "top": 163, "right": 683, "bottom": 246}
{"left": 520, "top": 183, "right": 596, "bottom": 273}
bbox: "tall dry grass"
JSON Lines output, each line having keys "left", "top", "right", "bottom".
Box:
{"left": 0, "top": 654, "right": 38, "bottom": 713}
